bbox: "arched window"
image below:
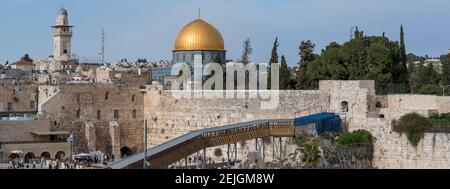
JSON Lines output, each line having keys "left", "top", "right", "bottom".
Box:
{"left": 376, "top": 101, "right": 382, "bottom": 108}
{"left": 341, "top": 101, "right": 349, "bottom": 112}
{"left": 105, "top": 91, "right": 109, "bottom": 100}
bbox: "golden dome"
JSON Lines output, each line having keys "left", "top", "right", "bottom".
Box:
{"left": 174, "top": 19, "right": 225, "bottom": 51}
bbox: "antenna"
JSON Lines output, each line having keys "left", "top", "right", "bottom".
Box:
{"left": 198, "top": 8, "right": 201, "bottom": 19}
{"left": 101, "top": 28, "right": 105, "bottom": 64}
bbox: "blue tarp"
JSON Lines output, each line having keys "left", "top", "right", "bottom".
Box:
{"left": 294, "top": 112, "right": 342, "bottom": 134}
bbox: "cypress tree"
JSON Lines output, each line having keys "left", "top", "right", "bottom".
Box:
{"left": 400, "top": 25, "right": 407, "bottom": 65}
{"left": 269, "top": 37, "right": 279, "bottom": 64}
{"left": 268, "top": 38, "right": 279, "bottom": 89}
{"left": 399, "top": 25, "right": 409, "bottom": 90}
{"left": 279, "top": 55, "right": 290, "bottom": 89}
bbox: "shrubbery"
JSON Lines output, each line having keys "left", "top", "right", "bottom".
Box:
{"left": 395, "top": 113, "right": 430, "bottom": 146}
{"left": 336, "top": 130, "right": 373, "bottom": 147}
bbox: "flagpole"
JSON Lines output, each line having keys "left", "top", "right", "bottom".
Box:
{"left": 70, "top": 132, "right": 73, "bottom": 161}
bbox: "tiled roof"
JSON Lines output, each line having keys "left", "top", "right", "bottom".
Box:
{"left": 11, "top": 60, "right": 35, "bottom": 66}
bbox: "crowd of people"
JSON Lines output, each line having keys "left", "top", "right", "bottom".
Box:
{"left": 7, "top": 154, "right": 116, "bottom": 169}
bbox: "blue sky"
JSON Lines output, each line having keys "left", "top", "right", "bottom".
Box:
{"left": 0, "top": 0, "right": 449, "bottom": 66}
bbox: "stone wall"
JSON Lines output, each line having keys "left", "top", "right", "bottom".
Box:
{"left": 40, "top": 84, "right": 145, "bottom": 156}
{"left": 141, "top": 85, "right": 329, "bottom": 162}
{"left": 143, "top": 85, "right": 330, "bottom": 147}
{"left": 0, "top": 84, "right": 38, "bottom": 112}
{"left": 358, "top": 118, "right": 450, "bottom": 169}
{"left": 0, "top": 120, "right": 50, "bottom": 141}
{"left": 2, "top": 142, "right": 71, "bottom": 161}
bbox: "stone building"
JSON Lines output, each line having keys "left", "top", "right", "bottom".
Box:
{"left": 39, "top": 83, "right": 146, "bottom": 159}
{"left": 35, "top": 7, "right": 79, "bottom": 73}
{"left": 0, "top": 83, "right": 38, "bottom": 113}
{"left": 0, "top": 119, "right": 70, "bottom": 162}
{"left": 8, "top": 60, "right": 35, "bottom": 73}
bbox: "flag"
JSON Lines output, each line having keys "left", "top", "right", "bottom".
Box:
{"left": 67, "top": 134, "right": 73, "bottom": 143}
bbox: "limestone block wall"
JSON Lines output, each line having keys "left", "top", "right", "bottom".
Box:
{"left": 0, "top": 120, "right": 50, "bottom": 141}
{"left": 319, "top": 80, "right": 375, "bottom": 131}
{"left": 143, "top": 85, "right": 330, "bottom": 147}
{"left": 39, "top": 84, "right": 145, "bottom": 155}
{"left": 0, "top": 84, "right": 38, "bottom": 112}
{"left": 2, "top": 142, "right": 71, "bottom": 160}
{"left": 360, "top": 118, "right": 450, "bottom": 169}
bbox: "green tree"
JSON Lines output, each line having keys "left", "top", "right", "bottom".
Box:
{"left": 350, "top": 27, "right": 369, "bottom": 79}
{"left": 269, "top": 37, "right": 279, "bottom": 64}
{"left": 21, "top": 54, "right": 33, "bottom": 62}
{"left": 279, "top": 55, "right": 290, "bottom": 89}
{"left": 268, "top": 38, "right": 279, "bottom": 89}
{"left": 240, "top": 38, "right": 253, "bottom": 65}
{"left": 441, "top": 54, "right": 450, "bottom": 86}
{"left": 296, "top": 40, "right": 316, "bottom": 89}
{"left": 396, "top": 25, "right": 409, "bottom": 89}
{"left": 295, "top": 136, "right": 321, "bottom": 167}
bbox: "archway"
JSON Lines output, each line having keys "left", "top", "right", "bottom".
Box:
{"left": 120, "top": 146, "right": 132, "bottom": 158}
{"left": 341, "top": 101, "right": 349, "bottom": 112}
{"left": 376, "top": 101, "right": 382, "bottom": 108}
{"left": 55, "top": 151, "right": 66, "bottom": 160}
{"left": 40, "top": 152, "right": 51, "bottom": 159}
{"left": 24, "top": 152, "right": 36, "bottom": 162}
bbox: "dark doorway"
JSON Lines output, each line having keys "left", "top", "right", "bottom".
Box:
{"left": 41, "top": 152, "right": 51, "bottom": 159}
{"left": 24, "top": 152, "right": 36, "bottom": 162}
{"left": 120, "top": 146, "right": 132, "bottom": 158}
{"left": 55, "top": 151, "right": 66, "bottom": 160}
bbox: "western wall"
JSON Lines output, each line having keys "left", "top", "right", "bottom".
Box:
{"left": 31, "top": 80, "right": 450, "bottom": 168}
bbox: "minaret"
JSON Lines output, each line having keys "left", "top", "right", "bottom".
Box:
{"left": 52, "top": 7, "right": 73, "bottom": 60}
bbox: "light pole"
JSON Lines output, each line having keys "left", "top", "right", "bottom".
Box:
{"left": 139, "top": 86, "right": 149, "bottom": 169}
{"left": 144, "top": 119, "right": 148, "bottom": 169}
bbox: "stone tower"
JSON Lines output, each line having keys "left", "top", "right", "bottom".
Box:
{"left": 52, "top": 7, "right": 73, "bottom": 60}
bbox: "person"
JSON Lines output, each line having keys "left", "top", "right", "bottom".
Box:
{"left": 111, "top": 155, "right": 115, "bottom": 162}
{"left": 32, "top": 161, "right": 36, "bottom": 169}
{"left": 49, "top": 163, "right": 52, "bottom": 169}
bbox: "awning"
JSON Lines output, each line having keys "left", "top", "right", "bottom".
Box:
{"left": 31, "top": 131, "right": 70, "bottom": 136}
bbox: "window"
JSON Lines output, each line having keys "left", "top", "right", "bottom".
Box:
{"left": 30, "top": 101, "right": 35, "bottom": 109}
{"left": 12, "top": 89, "right": 16, "bottom": 95}
{"left": 341, "top": 101, "right": 349, "bottom": 112}
{"left": 97, "top": 110, "right": 101, "bottom": 120}
{"left": 105, "top": 91, "right": 109, "bottom": 100}
{"left": 132, "top": 110, "right": 137, "bottom": 119}
{"left": 376, "top": 101, "right": 382, "bottom": 108}
{"left": 76, "top": 109, "right": 81, "bottom": 119}
{"left": 132, "top": 95, "right": 136, "bottom": 102}
{"left": 7, "top": 102, "right": 12, "bottom": 111}
{"left": 114, "top": 110, "right": 119, "bottom": 119}
{"left": 76, "top": 93, "right": 80, "bottom": 102}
